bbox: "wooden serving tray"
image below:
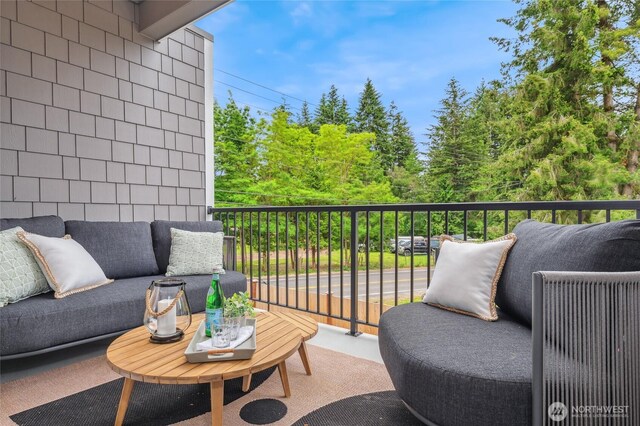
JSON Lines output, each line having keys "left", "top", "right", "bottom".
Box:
{"left": 184, "top": 318, "right": 257, "bottom": 363}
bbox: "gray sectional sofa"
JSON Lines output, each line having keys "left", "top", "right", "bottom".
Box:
{"left": 379, "top": 219, "right": 640, "bottom": 426}
{"left": 0, "top": 215, "right": 247, "bottom": 360}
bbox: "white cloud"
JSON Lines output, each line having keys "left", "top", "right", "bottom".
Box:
{"left": 290, "top": 1, "right": 313, "bottom": 20}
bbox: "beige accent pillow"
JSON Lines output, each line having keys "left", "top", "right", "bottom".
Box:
{"left": 17, "top": 232, "right": 113, "bottom": 299}
{"left": 0, "top": 227, "right": 50, "bottom": 306}
{"left": 423, "top": 234, "right": 517, "bottom": 321}
{"left": 166, "top": 228, "right": 224, "bottom": 276}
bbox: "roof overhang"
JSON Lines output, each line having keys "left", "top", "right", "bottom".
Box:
{"left": 136, "top": 0, "right": 233, "bottom": 41}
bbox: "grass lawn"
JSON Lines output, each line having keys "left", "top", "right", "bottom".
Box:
{"left": 237, "top": 249, "right": 436, "bottom": 276}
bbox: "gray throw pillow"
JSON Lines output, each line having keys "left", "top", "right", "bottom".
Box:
{"left": 150, "top": 220, "right": 224, "bottom": 274}
{"left": 497, "top": 219, "right": 640, "bottom": 326}
{"left": 166, "top": 228, "right": 224, "bottom": 276}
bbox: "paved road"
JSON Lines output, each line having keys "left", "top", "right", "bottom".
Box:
{"left": 250, "top": 267, "right": 434, "bottom": 301}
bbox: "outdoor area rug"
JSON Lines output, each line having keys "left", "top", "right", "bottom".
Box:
{"left": 0, "top": 343, "right": 412, "bottom": 425}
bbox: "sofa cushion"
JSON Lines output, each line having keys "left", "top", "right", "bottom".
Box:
{"left": 0, "top": 215, "right": 64, "bottom": 237}
{"left": 151, "top": 220, "right": 223, "bottom": 274}
{"left": 496, "top": 219, "right": 640, "bottom": 326}
{"left": 65, "top": 221, "right": 159, "bottom": 279}
{"left": 423, "top": 234, "right": 516, "bottom": 321}
{"left": 0, "top": 227, "right": 50, "bottom": 307}
{"left": 379, "top": 303, "right": 532, "bottom": 426}
{"left": 166, "top": 228, "right": 225, "bottom": 276}
{"left": 17, "top": 231, "right": 113, "bottom": 298}
{"left": 0, "top": 271, "right": 247, "bottom": 357}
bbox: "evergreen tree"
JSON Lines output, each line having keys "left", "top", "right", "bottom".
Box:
{"left": 297, "top": 101, "right": 314, "bottom": 130}
{"left": 424, "top": 78, "right": 486, "bottom": 202}
{"left": 386, "top": 102, "right": 425, "bottom": 200}
{"left": 490, "top": 0, "right": 638, "bottom": 200}
{"left": 354, "top": 78, "right": 392, "bottom": 171}
{"left": 388, "top": 101, "right": 418, "bottom": 169}
{"left": 336, "top": 96, "right": 352, "bottom": 128}
{"left": 314, "top": 85, "right": 352, "bottom": 129}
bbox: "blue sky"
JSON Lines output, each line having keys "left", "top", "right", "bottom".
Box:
{"left": 196, "top": 1, "right": 518, "bottom": 149}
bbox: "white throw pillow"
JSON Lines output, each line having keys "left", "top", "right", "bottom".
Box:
{"left": 0, "top": 227, "right": 50, "bottom": 306}
{"left": 166, "top": 228, "right": 224, "bottom": 276}
{"left": 17, "top": 232, "right": 113, "bottom": 299}
{"left": 423, "top": 234, "right": 517, "bottom": 321}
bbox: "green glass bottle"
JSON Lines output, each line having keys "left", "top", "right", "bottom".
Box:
{"left": 205, "top": 273, "right": 224, "bottom": 337}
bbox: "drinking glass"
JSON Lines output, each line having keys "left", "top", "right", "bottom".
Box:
{"left": 226, "top": 316, "right": 241, "bottom": 341}
{"left": 211, "top": 323, "right": 230, "bottom": 348}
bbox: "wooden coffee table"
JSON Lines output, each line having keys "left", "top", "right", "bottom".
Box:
{"left": 106, "top": 312, "right": 306, "bottom": 426}
{"left": 241, "top": 310, "right": 318, "bottom": 391}
{"left": 270, "top": 311, "right": 318, "bottom": 375}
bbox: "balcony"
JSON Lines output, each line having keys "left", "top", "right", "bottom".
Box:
{"left": 2, "top": 196, "right": 640, "bottom": 425}
{"left": 211, "top": 200, "right": 640, "bottom": 335}
{"left": 1, "top": 0, "right": 640, "bottom": 424}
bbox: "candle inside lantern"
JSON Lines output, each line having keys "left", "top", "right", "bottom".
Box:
{"left": 156, "top": 298, "right": 177, "bottom": 336}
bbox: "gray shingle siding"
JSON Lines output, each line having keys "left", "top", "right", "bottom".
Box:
{"left": 1, "top": 0, "right": 208, "bottom": 221}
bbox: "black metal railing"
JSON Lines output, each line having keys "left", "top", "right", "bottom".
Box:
{"left": 212, "top": 200, "right": 640, "bottom": 335}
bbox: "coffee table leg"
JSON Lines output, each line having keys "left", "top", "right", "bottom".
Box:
{"left": 210, "top": 380, "right": 224, "bottom": 426}
{"left": 278, "top": 360, "right": 291, "bottom": 398}
{"left": 242, "top": 374, "right": 252, "bottom": 392}
{"left": 298, "top": 341, "right": 312, "bottom": 375}
{"left": 114, "top": 377, "right": 135, "bottom": 426}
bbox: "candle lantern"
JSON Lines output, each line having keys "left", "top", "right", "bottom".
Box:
{"left": 144, "top": 278, "right": 192, "bottom": 343}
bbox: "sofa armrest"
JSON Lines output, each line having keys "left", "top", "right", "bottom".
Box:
{"left": 223, "top": 236, "right": 237, "bottom": 272}
{"left": 532, "top": 271, "right": 640, "bottom": 425}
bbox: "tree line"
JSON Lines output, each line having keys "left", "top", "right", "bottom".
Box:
{"left": 215, "top": 0, "right": 639, "bottom": 211}
{"left": 214, "top": 78, "right": 419, "bottom": 209}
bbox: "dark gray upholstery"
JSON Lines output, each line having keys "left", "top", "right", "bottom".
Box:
{"left": 150, "top": 220, "right": 223, "bottom": 273}
{"left": 0, "top": 271, "right": 247, "bottom": 357}
{"left": 497, "top": 219, "right": 640, "bottom": 326}
{"left": 379, "top": 303, "right": 532, "bottom": 426}
{"left": 65, "top": 221, "right": 159, "bottom": 279}
{"left": 0, "top": 215, "right": 65, "bottom": 237}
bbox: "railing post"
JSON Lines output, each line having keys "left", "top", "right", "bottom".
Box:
{"left": 347, "top": 210, "right": 361, "bottom": 336}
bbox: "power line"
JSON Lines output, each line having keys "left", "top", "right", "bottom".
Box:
{"left": 215, "top": 80, "right": 302, "bottom": 112}
{"left": 216, "top": 80, "right": 287, "bottom": 108}
{"left": 230, "top": 99, "right": 272, "bottom": 115}
{"left": 216, "top": 68, "right": 317, "bottom": 107}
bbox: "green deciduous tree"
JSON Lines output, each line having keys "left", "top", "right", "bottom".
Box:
{"left": 213, "top": 92, "right": 260, "bottom": 206}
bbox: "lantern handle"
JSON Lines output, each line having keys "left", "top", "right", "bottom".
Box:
{"left": 145, "top": 289, "right": 185, "bottom": 317}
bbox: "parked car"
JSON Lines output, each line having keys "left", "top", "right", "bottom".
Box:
{"left": 389, "top": 236, "right": 418, "bottom": 253}
{"left": 397, "top": 238, "right": 430, "bottom": 256}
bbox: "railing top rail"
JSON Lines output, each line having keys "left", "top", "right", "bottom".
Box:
{"left": 210, "top": 200, "right": 640, "bottom": 213}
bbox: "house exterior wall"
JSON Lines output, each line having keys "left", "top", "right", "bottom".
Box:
{"left": 0, "top": 0, "right": 211, "bottom": 222}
